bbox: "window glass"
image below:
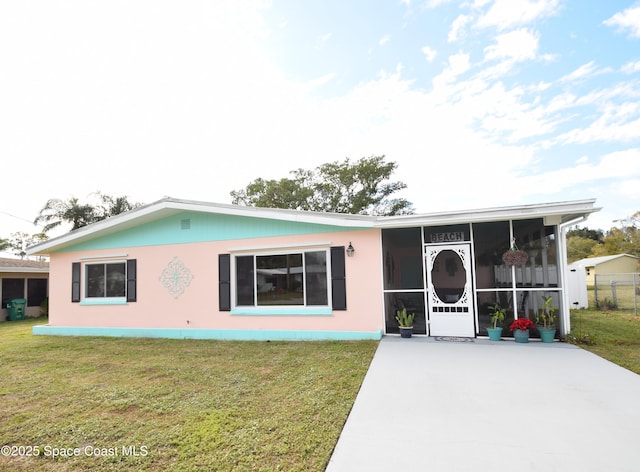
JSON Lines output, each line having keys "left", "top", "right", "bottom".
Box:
{"left": 472, "top": 221, "right": 511, "bottom": 289}
{"left": 86, "top": 263, "right": 125, "bottom": 298}
{"left": 382, "top": 228, "right": 423, "bottom": 290}
{"left": 305, "top": 251, "right": 328, "bottom": 306}
{"left": 257, "top": 254, "right": 303, "bottom": 306}
{"left": 2, "top": 278, "right": 24, "bottom": 305}
{"left": 106, "top": 264, "right": 125, "bottom": 297}
{"left": 27, "top": 279, "right": 48, "bottom": 307}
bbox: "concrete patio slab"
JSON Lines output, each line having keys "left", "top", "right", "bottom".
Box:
{"left": 326, "top": 336, "right": 640, "bottom": 472}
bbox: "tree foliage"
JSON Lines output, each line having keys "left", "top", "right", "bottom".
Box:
{"left": 566, "top": 211, "right": 640, "bottom": 262}
{"left": 3, "top": 232, "right": 48, "bottom": 259}
{"left": 34, "top": 192, "right": 141, "bottom": 233}
{"left": 230, "top": 156, "right": 414, "bottom": 216}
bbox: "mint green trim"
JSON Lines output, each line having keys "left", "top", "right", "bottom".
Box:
{"left": 231, "top": 307, "right": 333, "bottom": 316}
{"left": 80, "top": 298, "right": 127, "bottom": 306}
{"left": 60, "top": 212, "right": 367, "bottom": 252}
{"left": 32, "top": 325, "right": 383, "bottom": 341}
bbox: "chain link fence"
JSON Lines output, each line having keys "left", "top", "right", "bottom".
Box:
{"left": 594, "top": 273, "right": 640, "bottom": 315}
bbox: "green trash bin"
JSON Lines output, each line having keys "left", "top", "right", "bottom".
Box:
{"left": 6, "top": 298, "right": 27, "bottom": 321}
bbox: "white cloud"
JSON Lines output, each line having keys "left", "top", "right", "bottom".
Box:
{"left": 556, "top": 108, "right": 640, "bottom": 145}
{"left": 426, "top": 0, "right": 454, "bottom": 7}
{"left": 559, "top": 61, "right": 598, "bottom": 82}
{"left": 305, "top": 73, "right": 337, "bottom": 90}
{"left": 379, "top": 34, "right": 391, "bottom": 46}
{"left": 604, "top": 4, "right": 640, "bottom": 38}
{"left": 432, "top": 52, "right": 471, "bottom": 89}
{"left": 615, "top": 179, "right": 640, "bottom": 200}
{"left": 621, "top": 59, "right": 640, "bottom": 73}
{"left": 484, "top": 29, "right": 539, "bottom": 62}
{"left": 515, "top": 149, "right": 640, "bottom": 196}
{"left": 422, "top": 45, "right": 437, "bottom": 62}
{"left": 477, "top": 0, "right": 560, "bottom": 30}
{"left": 448, "top": 14, "right": 472, "bottom": 42}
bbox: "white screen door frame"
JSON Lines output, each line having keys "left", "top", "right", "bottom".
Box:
{"left": 425, "top": 243, "right": 475, "bottom": 337}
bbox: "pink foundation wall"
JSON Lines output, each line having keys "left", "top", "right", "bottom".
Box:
{"left": 48, "top": 230, "right": 384, "bottom": 333}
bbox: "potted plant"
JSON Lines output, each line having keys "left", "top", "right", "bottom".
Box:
{"left": 486, "top": 303, "right": 506, "bottom": 341}
{"left": 509, "top": 317, "right": 535, "bottom": 343}
{"left": 395, "top": 308, "right": 415, "bottom": 338}
{"left": 536, "top": 295, "right": 557, "bottom": 343}
{"left": 501, "top": 243, "right": 529, "bottom": 267}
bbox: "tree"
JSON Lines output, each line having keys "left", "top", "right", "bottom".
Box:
{"left": 4, "top": 232, "right": 48, "bottom": 259}
{"left": 230, "top": 156, "right": 414, "bottom": 216}
{"left": 566, "top": 226, "right": 604, "bottom": 242}
{"left": 34, "top": 197, "right": 96, "bottom": 233}
{"left": 566, "top": 235, "right": 601, "bottom": 263}
{"left": 565, "top": 213, "right": 640, "bottom": 261}
{"left": 566, "top": 226, "right": 604, "bottom": 262}
{"left": 34, "top": 192, "right": 141, "bottom": 234}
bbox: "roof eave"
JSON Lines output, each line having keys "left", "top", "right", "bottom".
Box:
{"left": 26, "top": 198, "right": 376, "bottom": 256}
{"left": 374, "top": 199, "right": 600, "bottom": 228}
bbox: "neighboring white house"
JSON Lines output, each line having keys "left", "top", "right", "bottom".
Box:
{"left": 570, "top": 254, "right": 639, "bottom": 286}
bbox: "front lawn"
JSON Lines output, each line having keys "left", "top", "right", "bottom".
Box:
{"left": 0, "top": 318, "right": 378, "bottom": 471}
{"left": 570, "top": 308, "right": 640, "bottom": 375}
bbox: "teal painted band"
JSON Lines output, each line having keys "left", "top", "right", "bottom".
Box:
{"left": 80, "top": 299, "right": 127, "bottom": 306}
{"left": 230, "top": 307, "right": 333, "bottom": 316}
{"left": 32, "top": 325, "right": 383, "bottom": 341}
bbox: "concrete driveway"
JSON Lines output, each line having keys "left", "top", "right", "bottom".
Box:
{"left": 326, "top": 336, "right": 640, "bottom": 472}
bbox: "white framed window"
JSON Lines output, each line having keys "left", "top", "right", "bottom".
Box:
{"left": 234, "top": 249, "right": 329, "bottom": 308}
{"left": 85, "top": 261, "right": 126, "bottom": 300}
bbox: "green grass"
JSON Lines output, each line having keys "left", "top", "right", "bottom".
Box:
{"left": 570, "top": 308, "right": 640, "bottom": 375}
{"left": 0, "top": 318, "right": 378, "bottom": 471}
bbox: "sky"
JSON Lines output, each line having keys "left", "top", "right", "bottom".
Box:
{"left": 1, "top": 0, "right": 639, "bottom": 247}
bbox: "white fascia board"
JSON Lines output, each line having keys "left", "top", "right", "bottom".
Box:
{"left": 374, "top": 199, "right": 600, "bottom": 228}
{"left": 26, "top": 198, "right": 375, "bottom": 255}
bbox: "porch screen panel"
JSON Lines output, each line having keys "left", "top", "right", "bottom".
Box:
{"left": 383, "top": 292, "right": 426, "bottom": 335}
{"left": 472, "top": 221, "right": 511, "bottom": 289}
{"left": 381, "top": 228, "right": 423, "bottom": 290}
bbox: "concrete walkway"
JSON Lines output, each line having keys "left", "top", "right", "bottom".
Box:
{"left": 326, "top": 336, "right": 640, "bottom": 472}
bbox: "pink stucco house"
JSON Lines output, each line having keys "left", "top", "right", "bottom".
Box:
{"left": 27, "top": 197, "right": 599, "bottom": 340}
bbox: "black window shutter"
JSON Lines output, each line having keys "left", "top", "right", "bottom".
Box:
{"left": 330, "top": 246, "right": 347, "bottom": 310}
{"left": 71, "top": 262, "right": 81, "bottom": 302}
{"left": 126, "top": 259, "right": 137, "bottom": 302}
{"left": 219, "top": 254, "right": 231, "bottom": 311}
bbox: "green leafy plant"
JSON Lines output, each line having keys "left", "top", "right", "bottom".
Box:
{"left": 565, "top": 330, "right": 597, "bottom": 346}
{"left": 488, "top": 303, "right": 506, "bottom": 329}
{"left": 395, "top": 308, "right": 415, "bottom": 328}
{"left": 596, "top": 298, "right": 618, "bottom": 311}
{"left": 536, "top": 295, "right": 557, "bottom": 329}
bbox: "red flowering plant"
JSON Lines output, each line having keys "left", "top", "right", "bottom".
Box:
{"left": 509, "top": 318, "right": 535, "bottom": 332}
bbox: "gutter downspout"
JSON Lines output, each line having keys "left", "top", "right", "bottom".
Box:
{"left": 558, "top": 215, "right": 587, "bottom": 336}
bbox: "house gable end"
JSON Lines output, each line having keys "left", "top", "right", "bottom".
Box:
{"left": 58, "top": 212, "right": 367, "bottom": 252}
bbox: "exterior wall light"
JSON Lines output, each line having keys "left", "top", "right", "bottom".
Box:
{"left": 346, "top": 242, "right": 355, "bottom": 257}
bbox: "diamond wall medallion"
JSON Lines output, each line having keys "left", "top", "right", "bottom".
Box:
{"left": 159, "top": 257, "right": 194, "bottom": 298}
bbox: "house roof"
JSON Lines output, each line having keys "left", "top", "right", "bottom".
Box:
{"left": 571, "top": 254, "right": 639, "bottom": 268}
{"left": 26, "top": 197, "right": 600, "bottom": 256}
{"left": 0, "top": 257, "right": 49, "bottom": 273}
